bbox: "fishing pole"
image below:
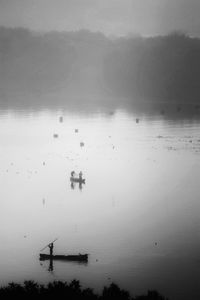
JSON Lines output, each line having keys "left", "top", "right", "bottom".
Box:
{"left": 40, "top": 238, "right": 58, "bottom": 252}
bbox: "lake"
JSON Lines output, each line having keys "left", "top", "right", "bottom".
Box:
{"left": 0, "top": 101, "right": 199, "bottom": 300}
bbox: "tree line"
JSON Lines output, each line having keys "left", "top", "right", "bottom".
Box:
{"left": 0, "top": 27, "right": 199, "bottom": 105}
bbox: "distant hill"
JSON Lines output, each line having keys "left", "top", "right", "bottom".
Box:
{"left": 0, "top": 27, "right": 200, "bottom": 106}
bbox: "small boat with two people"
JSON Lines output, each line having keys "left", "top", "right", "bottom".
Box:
{"left": 70, "top": 171, "right": 85, "bottom": 184}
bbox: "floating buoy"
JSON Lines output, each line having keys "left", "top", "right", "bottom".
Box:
{"left": 80, "top": 142, "right": 84, "bottom": 147}
{"left": 53, "top": 134, "right": 58, "bottom": 138}
{"left": 75, "top": 129, "right": 79, "bottom": 133}
{"left": 59, "top": 116, "right": 63, "bottom": 122}
{"left": 136, "top": 118, "right": 139, "bottom": 123}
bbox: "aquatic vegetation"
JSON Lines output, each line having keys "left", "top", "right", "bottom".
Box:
{"left": 0, "top": 280, "right": 168, "bottom": 300}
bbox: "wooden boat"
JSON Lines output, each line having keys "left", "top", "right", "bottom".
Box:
{"left": 40, "top": 253, "right": 88, "bottom": 262}
{"left": 70, "top": 177, "right": 85, "bottom": 184}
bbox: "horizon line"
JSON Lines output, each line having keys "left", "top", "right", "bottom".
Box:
{"left": 0, "top": 25, "right": 195, "bottom": 40}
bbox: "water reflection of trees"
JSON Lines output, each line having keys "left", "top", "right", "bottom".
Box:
{"left": 70, "top": 181, "right": 85, "bottom": 191}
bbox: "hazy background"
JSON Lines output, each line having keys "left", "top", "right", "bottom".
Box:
{"left": 0, "top": 0, "right": 200, "bottom": 37}
{"left": 1, "top": 28, "right": 200, "bottom": 112}
{"left": 0, "top": 2, "right": 200, "bottom": 300}
{"left": 1, "top": 0, "right": 200, "bottom": 111}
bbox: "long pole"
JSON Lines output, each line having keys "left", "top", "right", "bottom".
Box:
{"left": 40, "top": 238, "right": 58, "bottom": 252}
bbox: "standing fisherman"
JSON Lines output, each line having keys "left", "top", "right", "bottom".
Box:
{"left": 48, "top": 243, "right": 54, "bottom": 256}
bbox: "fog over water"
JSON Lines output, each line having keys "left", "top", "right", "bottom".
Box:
{"left": 0, "top": 99, "right": 200, "bottom": 300}
{"left": 0, "top": 1, "right": 200, "bottom": 300}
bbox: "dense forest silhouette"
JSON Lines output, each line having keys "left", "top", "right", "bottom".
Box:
{"left": 0, "top": 280, "right": 168, "bottom": 300}
{"left": 0, "top": 27, "right": 199, "bottom": 107}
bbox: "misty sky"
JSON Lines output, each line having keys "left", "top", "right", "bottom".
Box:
{"left": 0, "top": 0, "right": 200, "bottom": 36}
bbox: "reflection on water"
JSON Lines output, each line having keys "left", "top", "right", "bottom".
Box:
{"left": 70, "top": 181, "right": 85, "bottom": 190}
{"left": 42, "top": 257, "right": 88, "bottom": 274}
{"left": 2, "top": 93, "right": 200, "bottom": 121}
{"left": 0, "top": 102, "right": 199, "bottom": 300}
{"left": 48, "top": 259, "right": 53, "bottom": 273}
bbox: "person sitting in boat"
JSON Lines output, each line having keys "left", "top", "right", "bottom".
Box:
{"left": 71, "top": 171, "right": 75, "bottom": 177}
{"left": 79, "top": 171, "right": 83, "bottom": 180}
{"left": 48, "top": 243, "right": 54, "bottom": 256}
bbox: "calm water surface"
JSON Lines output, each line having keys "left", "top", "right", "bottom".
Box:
{"left": 0, "top": 107, "right": 199, "bottom": 300}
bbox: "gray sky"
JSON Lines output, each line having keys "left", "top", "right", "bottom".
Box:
{"left": 0, "top": 0, "right": 200, "bottom": 36}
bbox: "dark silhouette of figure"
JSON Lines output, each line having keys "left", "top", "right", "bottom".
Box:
{"left": 48, "top": 243, "right": 54, "bottom": 256}
{"left": 71, "top": 171, "right": 75, "bottom": 177}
